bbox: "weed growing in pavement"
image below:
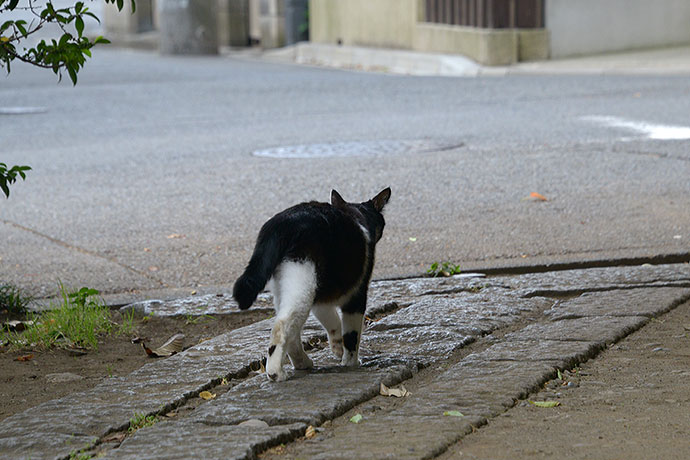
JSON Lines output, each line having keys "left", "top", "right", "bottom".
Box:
{"left": 128, "top": 412, "right": 158, "bottom": 433}
{"left": 1, "top": 284, "right": 112, "bottom": 350}
{"left": 427, "top": 261, "right": 462, "bottom": 277}
{"left": 68, "top": 450, "right": 93, "bottom": 460}
{"left": 184, "top": 313, "right": 215, "bottom": 325}
{"left": 0, "top": 283, "right": 33, "bottom": 315}
{"left": 118, "top": 309, "right": 136, "bottom": 336}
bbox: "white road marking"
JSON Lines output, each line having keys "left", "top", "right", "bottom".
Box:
{"left": 581, "top": 115, "right": 690, "bottom": 140}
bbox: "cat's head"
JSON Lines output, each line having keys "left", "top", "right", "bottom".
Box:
{"left": 331, "top": 188, "right": 391, "bottom": 242}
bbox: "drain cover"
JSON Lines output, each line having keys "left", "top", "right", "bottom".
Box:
{"left": 252, "top": 139, "right": 463, "bottom": 159}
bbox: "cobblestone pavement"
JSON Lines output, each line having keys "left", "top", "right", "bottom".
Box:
{"left": 1, "top": 264, "right": 689, "bottom": 459}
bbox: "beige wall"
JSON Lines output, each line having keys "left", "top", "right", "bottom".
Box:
{"left": 309, "top": 0, "right": 547, "bottom": 65}
{"left": 311, "top": 0, "right": 417, "bottom": 49}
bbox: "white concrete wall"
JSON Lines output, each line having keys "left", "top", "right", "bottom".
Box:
{"left": 547, "top": 0, "right": 690, "bottom": 58}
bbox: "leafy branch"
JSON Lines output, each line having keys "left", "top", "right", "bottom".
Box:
{"left": 0, "top": 162, "right": 31, "bottom": 198}
{"left": 0, "top": 0, "right": 135, "bottom": 84}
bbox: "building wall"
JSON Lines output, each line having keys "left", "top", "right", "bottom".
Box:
{"left": 309, "top": 0, "right": 545, "bottom": 65}
{"left": 311, "top": 0, "right": 418, "bottom": 49}
{"left": 547, "top": 0, "right": 690, "bottom": 58}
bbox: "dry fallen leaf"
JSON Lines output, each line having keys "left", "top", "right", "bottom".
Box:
{"left": 349, "top": 414, "right": 363, "bottom": 424}
{"left": 15, "top": 354, "right": 34, "bottom": 362}
{"left": 165, "top": 411, "right": 178, "bottom": 418}
{"left": 138, "top": 334, "right": 185, "bottom": 358}
{"left": 529, "top": 192, "right": 548, "bottom": 201}
{"left": 380, "top": 382, "right": 410, "bottom": 398}
{"left": 305, "top": 425, "right": 316, "bottom": 439}
{"left": 199, "top": 390, "right": 216, "bottom": 400}
{"left": 167, "top": 233, "right": 185, "bottom": 239}
{"left": 529, "top": 400, "right": 560, "bottom": 408}
{"left": 443, "top": 410, "right": 465, "bottom": 417}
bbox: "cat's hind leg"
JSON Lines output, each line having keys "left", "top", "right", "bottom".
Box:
{"left": 311, "top": 305, "right": 344, "bottom": 359}
{"left": 266, "top": 261, "right": 316, "bottom": 381}
{"left": 340, "top": 290, "right": 366, "bottom": 367}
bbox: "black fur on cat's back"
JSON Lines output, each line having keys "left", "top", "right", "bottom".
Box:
{"left": 233, "top": 188, "right": 391, "bottom": 310}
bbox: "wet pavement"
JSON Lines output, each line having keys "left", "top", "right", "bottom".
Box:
{"left": 1, "top": 264, "right": 689, "bottom": 459}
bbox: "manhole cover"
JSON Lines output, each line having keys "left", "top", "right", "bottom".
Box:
{"left": 0, "top": 106, "right": 48, "bottom": 115}
{"left": 252, "top": 139, "right": 463, "bottom": 159}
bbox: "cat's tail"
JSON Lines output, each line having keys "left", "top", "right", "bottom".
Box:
{"left": 233, "top": 231, "right": 283, "bottom": 310}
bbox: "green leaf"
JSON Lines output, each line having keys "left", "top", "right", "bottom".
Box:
{"left": 528, "top": 400, "right": 560, "bottom": 408}
{"left": 67, "top": 65, "right": 78, "bottom": 85}
{"left": 349, "top": 414, "right": 363, "bottom": 424}
{"left": 75, "top": 16, "right": 84, "bottom": 37}
{"left": 443, "top": 410, "right": 465, "bottom": 417}
{"left": 8, "top": 0, "right": 19, "bottom": 11}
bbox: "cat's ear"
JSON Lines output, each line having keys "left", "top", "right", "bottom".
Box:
{"left": 371, "top": 187, "right": 391, "bottom": 212}
{"left": 331, "top": 189, "right": 346, "bottom": 208}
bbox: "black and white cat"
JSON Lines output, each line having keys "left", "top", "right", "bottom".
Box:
{"left": 233, "top": 188, "right": 391, "bottom": 381}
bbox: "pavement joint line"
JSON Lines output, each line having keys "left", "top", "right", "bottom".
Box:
{"left": 0, "top": 218, "right": 169, "bottom": 289}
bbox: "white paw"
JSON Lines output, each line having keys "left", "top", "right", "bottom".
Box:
{"left": 266, "top": 355, "right": 286, "bottom": 381}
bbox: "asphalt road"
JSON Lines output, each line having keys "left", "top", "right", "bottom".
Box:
{"left": 1, "top": 48, "right": 689, "bottom": 301}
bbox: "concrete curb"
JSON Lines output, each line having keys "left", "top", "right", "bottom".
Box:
{"left": 257, "top": 43, "right": 690, "bottom": 77}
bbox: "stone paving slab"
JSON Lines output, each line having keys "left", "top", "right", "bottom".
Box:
{"left": 108, "top": 421, "right": 306, "bottom": 460}
{"left": 546, "top": 287, "right": 690, "bottom": 320}
{"left": 369, "top": 291, "right": 552, "bottom": 334}
{"left": 294, "top": 415, "right": 486, "bottom": 460}
{"left": 508, "top": 264, "right": 690, "bottom": 297}
{"left": 192, "top": 361, "right": 415, "bottom": 428}
{"left": 3, "top": 265, "right": 690, "bottom": 459}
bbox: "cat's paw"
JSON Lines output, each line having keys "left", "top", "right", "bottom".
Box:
{"left": 341, "top": 352, "right": 360, "bottom": 367}
{"left": 266, "top": 369, "right": 288, "bottom": 382}
{"left": 266, "top": 354, "right": 287, "bottom": 381}
{"left": 329, "top": 338, "right": 344, "bottom": 359}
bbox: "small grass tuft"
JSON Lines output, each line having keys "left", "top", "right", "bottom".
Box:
{"left": 128, "top": 412, "right": 158, "bottom": 433}
{"left": 427, "top": 261, "right": 461, "bottom": 277}
{"left": 0, "top": 283, "right": 33, "bottom": 315}
{"left": 1, "top": 283, "right": 111, "bottom": 350}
